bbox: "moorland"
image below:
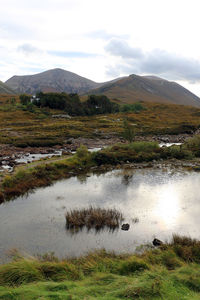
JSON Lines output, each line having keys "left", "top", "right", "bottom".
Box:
{"left": 1, "top": 90, "right": 200, "bottom": 299}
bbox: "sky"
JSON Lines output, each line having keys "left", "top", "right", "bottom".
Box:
{"left": 1, "top": 0, "right": 200, "bottom": 95}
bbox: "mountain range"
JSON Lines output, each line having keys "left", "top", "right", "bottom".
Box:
{"left": 0, "top": 81, "right": 15, "bottom": 94}
{"left": 3, "top": 68, "right": 200, "bottom": 107}
{"left": 90, "top": 74, "right": 200, "bottom": 107}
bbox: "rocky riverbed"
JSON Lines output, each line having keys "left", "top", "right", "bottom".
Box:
{"left": 0, "top": 133, "right": 194, "bottom": 174}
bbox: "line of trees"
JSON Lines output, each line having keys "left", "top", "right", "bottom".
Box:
{"left": 32, "top": 92, "right": 119, "bottom": 116}
{"left": 19, "top": 92, "right": 145, "bottom": 116}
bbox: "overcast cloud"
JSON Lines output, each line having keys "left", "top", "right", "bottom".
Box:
{"left": 105, "top": 39, "right": 200, "bottom": 82}
{"left": 1, "top": 0, "right": 200, "bottom": 95}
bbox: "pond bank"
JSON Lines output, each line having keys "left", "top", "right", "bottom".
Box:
{"left": 1, "top": 235, "right": 200, "bottom": 299}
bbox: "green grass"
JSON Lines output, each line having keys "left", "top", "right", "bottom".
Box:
{"left": 2, "top": 237, "right": 200, "bottom": 299}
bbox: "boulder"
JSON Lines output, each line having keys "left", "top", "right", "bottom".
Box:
{"left": 121, "top": 223, "right": 130, "bottom": 231}
{"left": 152, "top": 238, "right": 163, "bottom": 246}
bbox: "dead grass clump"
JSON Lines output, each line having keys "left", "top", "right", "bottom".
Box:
{"left": 171, "top": 234, "right": 199, "bottom": 247}
{"left": 170, "top": 234, "right": 200, "bottom": 263}
{"left": 65, "top": 207, "right": 124, "bottom": 231}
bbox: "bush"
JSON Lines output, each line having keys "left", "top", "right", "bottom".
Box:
{"left": 165, "top": 145, "right": 194, "bottom": 159}
{"left": 122, "top": 119, "right": 135, "bottom": 143}
{"left": 92, "top": 151, "right": 119, "bottom": 165}
{"left": 75, "top": 144, "right": 89, "bottom": 159}
{"left": 185, "top": 135, "right": 200, "bottom": 156}
{"left": 128, "top": 141, "right": 159, "bottom": 152}
{"left": 120, "top": 102, "right": 145, "bottom": 113}
{"left": 19, "top": 94, "right": 31, "bottom": 105}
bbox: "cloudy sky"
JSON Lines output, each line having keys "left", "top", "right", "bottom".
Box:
{"left": 1, "top": 0, "right": 200, "bottom": 95}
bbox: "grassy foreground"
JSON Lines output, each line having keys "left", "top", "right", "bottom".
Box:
{"left": 1, "top": 235, "right": 200, "bottom": 299}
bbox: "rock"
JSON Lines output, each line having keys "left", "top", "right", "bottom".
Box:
{"left": 121, "top": 223, "right": 130, "bottom": 231}
{"left": 152, "top": 238, "right": 163, "bottom": 246}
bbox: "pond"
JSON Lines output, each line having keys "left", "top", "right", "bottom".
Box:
{"left": 0, "top": 167, "right": 199, "bottom": 261}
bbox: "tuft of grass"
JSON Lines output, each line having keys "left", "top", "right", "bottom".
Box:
{"left": 117, "top": 258, "right": 149, "bottom": 275}
{"left": 0, "top": 260, "right": 43, "bottom": 286}
{"left": 65, "top": 207, "right": 124, "bottom": 231}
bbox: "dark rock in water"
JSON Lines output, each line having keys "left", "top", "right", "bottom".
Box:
{"left": 152, "top": 238, "right": 163, "bottom": 246}
{"left": 121, "top": 223, "right": 130, "bottom": 231}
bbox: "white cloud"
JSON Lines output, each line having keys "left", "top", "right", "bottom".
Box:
{"left": 17, "top": 44, "right": 42, "bottom": 55}
{"left": 104, "top": 39, "right": 200, "bottom": 82}
{"left": 1, "top": 0, "right": 200, "bottom": 95}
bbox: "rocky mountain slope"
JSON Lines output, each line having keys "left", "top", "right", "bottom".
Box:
{"left": 5, "top": 68, "right": 200, "bottom": 107}
{"left": 0, "top": 81, "right": 15, "bottom": 94}
{"left": 90, "top": 74, "right": 200, "bottom": 107}
{"left": 5, "top": 68, "right": 103, "bottom": 95}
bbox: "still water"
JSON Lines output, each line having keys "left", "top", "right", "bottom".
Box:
{"left": 0, "top": 167, "right": 200, "bottom": 261}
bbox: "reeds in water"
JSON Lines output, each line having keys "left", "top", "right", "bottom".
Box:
{"left": 65, "top": 207, "right": 124, "bottom": 231}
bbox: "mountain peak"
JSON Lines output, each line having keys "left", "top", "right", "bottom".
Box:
{"left": 90, "top": 74, "right": 200, "bottom": 107}
{"left": 5, "top": 68, "right": 100, "bottom": 95}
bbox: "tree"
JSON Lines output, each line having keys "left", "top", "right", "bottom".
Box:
{"left": 10, "top": 97, "right": 16, "bottom": 105}
{"left": 122, "top": 119, "right": 135, "bottom": 143}
{"left": 19, "top": 94, "right": 31, "bottom": 105}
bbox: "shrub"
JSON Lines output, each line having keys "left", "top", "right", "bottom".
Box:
{"left": 122, "top": 119, "right": 135, "bottom": 143}
{"left": 120, "top": 102, "right": 145, "bottom": 113}
{"left": 92, "top": 151, "right": 119, "bottom": 165}
{"left": 128, "top": 141, "right": 159, "bottom": 152}
{"left": 19, "top": 94, "right": 31, "bottom": 105}
{"left": 75, "top": 144, "right": 89, "bottom": 159}
{"left": 186, "top": 135, "right": 200, "bottom": 156}
{"left": 117, "top": 258, "right": 149, "bottom": 275}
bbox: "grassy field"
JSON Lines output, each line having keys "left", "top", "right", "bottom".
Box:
{"left": 1, "top": 96, "right": 200, "bottom": 147}
{"left": 1, "top": 235, "right": 200, "bottom": 299}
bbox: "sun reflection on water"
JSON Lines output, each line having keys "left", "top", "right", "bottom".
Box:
{"left": 155, "top": 184, "right": 180, "bottom": 227}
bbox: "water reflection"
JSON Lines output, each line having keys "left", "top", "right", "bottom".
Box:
{"left": 66, "top": 225, "right": 119, "bottom": 236}
{"left": 155, "top": 185, "right": 180, "bottom": 226}
{"left": 121, "top": 173, "right": 134, "bottom": 186}
{"left": 0, "top": 167, "right": 200, "bottom": 260}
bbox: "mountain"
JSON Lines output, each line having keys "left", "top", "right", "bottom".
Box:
{"left": 5, "top": 69, "right": 200, "bottom": 107}
{"left": 0, "top": 81, "right": 15, "bottom": 94}
{"left": 5, "top": 68, "right": 103, "bottom": 95}
{"left": 90, "top": 74, "right": 200, "bottom": 107}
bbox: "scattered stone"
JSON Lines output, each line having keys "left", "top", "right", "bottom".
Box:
{"left": 152, "top": 238, "right": 163, "bottom": 246}
{"left": 121, "top": 223, "right": 130, "bottom": 231}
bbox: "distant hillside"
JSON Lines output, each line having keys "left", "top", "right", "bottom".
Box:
{"left": 90, "top": 74, "right": 200, "bottom": 107}
{"left": 5, "top": 69, "right": 200, "bottom": 107}
{"left": 5, "top": 68, "right": 103, "bottom": 95}
{"left": 0, "top": 81, "right": 15, "bottom": 94}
